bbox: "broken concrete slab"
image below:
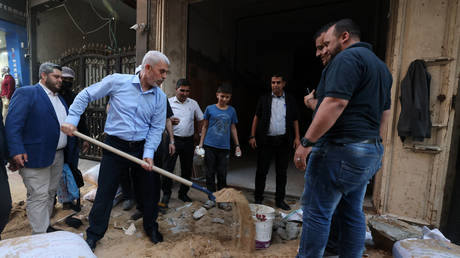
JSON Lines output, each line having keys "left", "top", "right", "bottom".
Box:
{"left": 393, "top": 238, "right": 460, "bottom": 258}
{"left": 193, "top": 207, "right": 207, "bottom": 220}
{"left": 212, "top": 218, "right": 225, "bottom": 224}
{"left": 368, "top": 215, "right": 423, "bottom": 251}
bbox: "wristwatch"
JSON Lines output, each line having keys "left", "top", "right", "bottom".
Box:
{"left": 300, "top": 137, "right": 316, "bottom": 148}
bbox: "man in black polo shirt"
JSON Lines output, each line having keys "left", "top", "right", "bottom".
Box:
{"left": 294, "top": 19, "right": 392, "bottom": 258}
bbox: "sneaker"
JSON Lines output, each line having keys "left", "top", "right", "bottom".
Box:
{"left": 217, "top": 202, "right": 232, "bottom": 211}
{"left": 203, "top": 200, "right": 215, "bottom": 209}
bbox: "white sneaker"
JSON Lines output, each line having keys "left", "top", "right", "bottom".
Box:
{"left": 203, "top": 200, "right": 215, "bottom": 209}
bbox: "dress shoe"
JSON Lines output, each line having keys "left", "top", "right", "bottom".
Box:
{"left": 147, "top": 229, "right": 164, "bottom": 244}
{"left": 85, "top": 238, "right": 97, "bottom": 251}
{"left": 130, "top": 209, "right": 144, "bottom": 220}
{"left": 46, "top": 226, "right": 61, "bottom": 233}
{"left": 122, "top": 199, "right": 135, "bottom": 211}
{"left": 178, "top": 194, "right": 192, "bottom": 202}
{"left": 276, "top": 200, "right": 291, "bottom": 211}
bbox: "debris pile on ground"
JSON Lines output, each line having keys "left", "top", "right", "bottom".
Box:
{"left": 368, "top": 215, "right": 423, "bottom": 251}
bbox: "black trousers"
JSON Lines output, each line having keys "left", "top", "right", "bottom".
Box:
{"left": 254, "top": 135, "right": 290, "bottom": 202}
{"left": 86, "top": 135, "right": 161, "bottom": 240}
{"left": 162, "top": 136, "right": 194, "bottom": 196}
{"left": 0, "top": 164, "right": 11, "bottom": 239}
{"left": 204, "top": 145, "right": 229, "bottom": 193}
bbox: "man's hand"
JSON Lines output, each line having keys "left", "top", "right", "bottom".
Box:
{"left": 249, "top": 138, "right": 257, "bottom": 149}
{"left": 304, "top": 89, "right": 316, "bottom": 106}
{"left": 170, "top": 117, "right": 180, "bottom": 125}
{"left": 169, "top": 142, "right": 176, "bottom": 156}
{"left": 61, "top": 123, "right": 77, "bottom": 136}
{"left": 294, "top": 145, "right": 312, "bottom": 171}
{"left": 12, "top": 153, "right": 28, "bottom": 168}
{"left": 142, "top": 158, "right": 154, "bottom": 171}
{"left": 8, "top": 160, "right": 20, "bottom": 171}
{"left": 293, "top": 137, "right": 301, "bottom": 149}
{"left": 82, "top": 141, "right": 90, "bottom": 154}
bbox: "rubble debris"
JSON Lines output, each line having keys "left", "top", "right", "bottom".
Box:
{"left": 276, "top": 220, "right": 302, "bottom": 240}
{"left": 212, "top": 218, "right": 225, "bottom": 224}
{"left": 123, "top": 223, "right": 136, "bottom": 235}
{"left": 368, "top": 215, "right": 422, "bottom": 251}
{"left": 193, "top": 207, "right": 207, "bottom": 220}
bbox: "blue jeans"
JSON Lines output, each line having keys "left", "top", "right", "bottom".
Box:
{"left": 297, "top": 140, "right": 383, "bottom": 258}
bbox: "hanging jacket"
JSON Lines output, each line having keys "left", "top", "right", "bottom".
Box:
{"left": 397, "top": 59, "right": 432, "bottom": 142}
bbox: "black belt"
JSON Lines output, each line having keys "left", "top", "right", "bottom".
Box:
{"left": 331, "top": 138, "right": 381, "bottom": 146}
{"left": 107, "top": 135, "right": 145, "bottom": 148}
{"left": 174, "top": 135, "right": 194, "bottom": 140}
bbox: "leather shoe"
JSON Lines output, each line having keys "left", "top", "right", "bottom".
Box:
{"left": 85, "top": 238, "right": 97, "bottom": 251}
{"left": 178, "top": 194, "right": 192, "bottom": 202}
{"left": 276, "top": 200, "right": 290, "bottom": 211}
{"left": 147, "top": 229, "right": 164, "bottom": 244}
{"left": 46, "top": 226, "right": 61, "bottom": 233}
{"left": 130, "top": 210, "right": 143, "bottom": 220}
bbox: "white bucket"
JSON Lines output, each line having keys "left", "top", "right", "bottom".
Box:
{"left": 249, "top": 203, "right": 276, "bottom": 249}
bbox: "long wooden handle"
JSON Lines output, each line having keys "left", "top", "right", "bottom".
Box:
{"left": 73, "top": 131, "right": 192, "bottom": 186}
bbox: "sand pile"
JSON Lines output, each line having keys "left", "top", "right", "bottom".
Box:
{"left": 214, "top": 188, "right": 256, "bottom": 253}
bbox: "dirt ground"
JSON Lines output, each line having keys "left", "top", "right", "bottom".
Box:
{"left": 3, "top": 168, "right": 392, "bottom": 258}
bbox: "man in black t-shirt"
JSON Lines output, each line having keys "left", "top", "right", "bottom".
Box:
{"left": 294, "top": 19, "right": 392, "bottom": 258}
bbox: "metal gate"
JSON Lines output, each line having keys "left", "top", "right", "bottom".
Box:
{"left": 60, "top": 44, "right": 136, "bottom": 160}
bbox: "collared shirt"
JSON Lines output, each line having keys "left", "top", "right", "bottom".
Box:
{"left": 169, "top": 96, "right": 203, "bottom": 137}
{"left": 39, "top": 82, "right": 67, "bottom": 149}
{"left": 65, "top": 73, "right": 166, "bottom": 159}
{"left": 267, "top": 92, "right": 286, "bottom": 136}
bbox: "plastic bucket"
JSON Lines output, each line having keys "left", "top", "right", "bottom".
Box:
{"left": 249, "top": 204, "right": 276, "bottom": 249}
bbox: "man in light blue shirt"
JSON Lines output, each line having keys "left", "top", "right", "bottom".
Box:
{"left": 61, "top": 50, "right": 169, "bottom": 250}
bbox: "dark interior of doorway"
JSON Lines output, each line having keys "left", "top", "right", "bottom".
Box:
{"left": 186, "top": 0, "right": 389, "bottom": 197}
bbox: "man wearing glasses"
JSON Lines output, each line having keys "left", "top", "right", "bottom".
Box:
{"left": 162, "top": 79, "right": 203, "bottom": 207}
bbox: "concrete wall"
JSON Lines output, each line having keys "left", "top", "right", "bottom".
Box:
{"left": 35, "top": 1, "right": 135, "bottom": 63}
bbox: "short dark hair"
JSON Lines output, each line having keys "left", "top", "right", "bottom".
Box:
{"left": 313, "top": 22, "right": 334, "bottom": 41}
{"left": 271, "top": 73, "right": 286, "bottom": 82}
{"left": 176, "top": 78, "right": 191, "bottom": 89}
{"left": 333, "top": 19, "right": 361, "bottom": 40}
{"left": 217, "top": 84, "right": 232, "bottom": 94}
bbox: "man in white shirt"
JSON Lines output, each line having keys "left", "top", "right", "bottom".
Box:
{"left": 6, "top": 62, "right": 72, "bottom": 234}
{"left": 162, "top": 79, "right": 203, "bottom": 205}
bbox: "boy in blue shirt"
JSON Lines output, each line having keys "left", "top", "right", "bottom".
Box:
{"left": 199, "top": 84, "right": 241, "bottom": 210}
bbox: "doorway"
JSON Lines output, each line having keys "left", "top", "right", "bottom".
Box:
{"left": 186, "top": 0, "right": 390, "bottom": 199}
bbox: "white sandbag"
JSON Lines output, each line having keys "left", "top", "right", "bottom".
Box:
{"left": 393, "top": 238, "right": 460, "bottom": 258}
{"left": 83, "top": 164, "right": 100, "bottom": 186}
{"left": 0, "top": 231, "right": 95, "bottom": 258}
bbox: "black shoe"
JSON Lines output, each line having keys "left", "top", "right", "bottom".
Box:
{"left": 130, "top": 210, "right": 144, "bottom": 220}
{"left": 46, "top": 226, "right": 61, "bottom": 233}
{"left": 147, "top": 229, "right": 164, "bottom": 244}
{"left": 276, "top": 200, "right": 290, "bottom": 211}
{"left": 85, "top": 238, "right": 97, "bottom": 251}
{"left": 161, "top": 194, "right": 171, "bottom": 207}
{"left": 178, "top": 194, "right": 192, "bottom": 202}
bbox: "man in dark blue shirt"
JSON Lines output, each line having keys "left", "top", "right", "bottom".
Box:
{"left": 294, "top": 19, "right": 392, "bottom": 258}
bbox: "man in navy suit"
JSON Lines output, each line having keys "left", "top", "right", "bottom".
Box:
{"left": 6, "top": 62, "right": 72, "bottom": 234}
